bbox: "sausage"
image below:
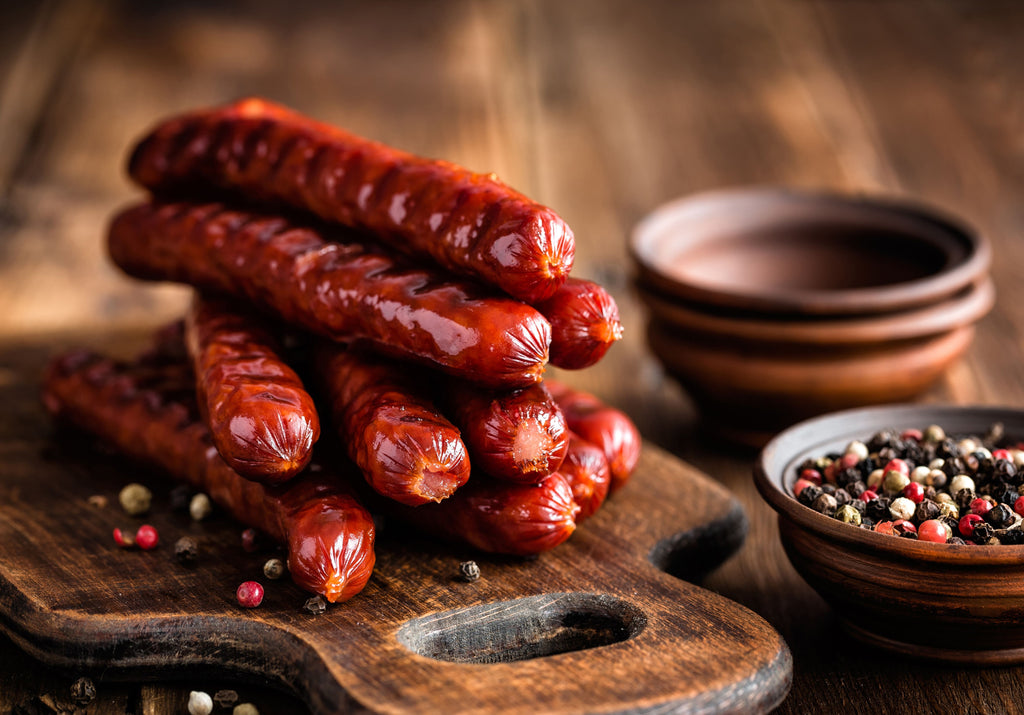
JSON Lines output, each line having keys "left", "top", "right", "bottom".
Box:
{"left": 546, "top": 380, "right": 641, "bottom": 492}
{"left": 186, "top": 294, "right": 319, "bottom": 484}
{"left": 42, "top": 350, "right": 375, "bottom": 603}
{"left": 535, "top": 278, "right": 623, "bottom": 370}
{"left": 126, "top": 98, "right": 575, "bottom": 303}
{"left": 315, "top": 345, "right": 470, "bottom": 506}
{"left": 108, "top": 200, "right": 551, "bottom": 388}
{"left": 445, "top": 381, "right": 568, "bottom": 483}
{"left": 559, "top": 432, "right": 611, "bottom": 522}
{"left": 391, "top": 473, "right": 579, "bottom": 556}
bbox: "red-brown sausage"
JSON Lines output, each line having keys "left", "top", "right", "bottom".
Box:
{"left": 535, "top": 278, "right": 623, "bottom": 370}
{"left": 559, "top": 432, "right": 611, "bottom": 522}
{"left": 42, "top": 350, "right": 375, "bottom": 603}
{"left": 392, "top": 473, "right": 579, "bottom": 556}
{"left": 108, "top": 200, "right": 551, "bottom": 388}
{"left": 445, "top": 381, "right": 568, "bottom": 483}
{"left": 546, "top": 380, "right": 641, "bottom": 493}
{"left": 127, "top": 98, "right": 575, "bottom": 303}
{"left": 186, "top": 294, "right": 319, "bottom": 484}
{"left": 315, "top": 345, "right": 470, "bottom": 506}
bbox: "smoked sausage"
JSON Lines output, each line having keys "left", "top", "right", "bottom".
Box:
{"left": 186, "top": 294, "right": 319, "bottom": 484}
{"left": 43, "top": 350, "right": 375, "bottom": 603}
{"left": 559, "top": 432, "right": 611, "bottom": 521}
{"left": 535, "top": 278, "right": 623, "bottom": 370}
{"left": 108, "top": 200, "right": 550, "bottom": 388}
{"left": 546, "top": 380, "right": 641, "bottom": 492}
{"left": 127, "top": 98, "right": 574, "bottom": 303}
{"left": 445, "top": 381, "right": 568, "bottom": 483}
{"left": 315, "top": 345, "right": 470, "bottom": 506}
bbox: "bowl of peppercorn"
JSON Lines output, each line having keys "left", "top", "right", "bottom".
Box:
{"left": 631, "top": 188, "right": 992, "bottom": 445}
{"left": 755, "top": 404, "right": 1024, "bottom": 665}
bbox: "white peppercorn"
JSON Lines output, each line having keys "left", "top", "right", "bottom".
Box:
{"left": 845, "top": 441, "right": 869, "bottom": 461}
{"left": 188, "top": 691, "right": 214, "bottom": 715}
{"left": 958, "top": 438, "right": 978, "bottom": 455}
{"left": 234, "top": 704, "right": 260, "bottom": 715}
{"left": 867, "top": 469, "right": 884, "bottom": 489}
{"left": 910, "top": 466, "right": 930, "bottom": 484}
{"left": 925, "top": 469, "right": 948, "bottom": 488}
{"left": 118, "top": 483, "right": 152, "bottom": 516}
{"left": 949, "top": 475, "right": 976, "bottom": 497}
{"left": 928, "top": 458, "right": 945, "bottom": 470}
{"left": 263, "top": 558, "right": 285, "bottom": 580}
{"left": 924, "top": 424, "right": 945, "bottom": 443}
{"left": 190, "top": 493, "right": 213, "bottom": 521}
{"left": 889, "top": 497, "right": 916, "bottom": 521}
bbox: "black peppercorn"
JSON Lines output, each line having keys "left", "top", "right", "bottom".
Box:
{"left": 850, "top": 499, "right": 867, "bottom": 515}
{"left": 986, "top": 503, "right": 1015, "bottom": 529}
{"left": 812, "top": 493, "right": 838, "bottom": 516}
{"left": 942, "top": 456, "right": 966, "bottom": 477}
{"left": 998, "top": 529, "right": 1024, "bottom": 545}
{"left": 70, "top": 677, "right": 96, "bottom": 706}
{"left": 169, "top": 484, "right": 192, "bottom": 513}
{"left": 847, "top": 481, "right": 867, "bottom": 498}
{"left": 866, "top": 497, "right": 892, "bottom": 521}
{"left": 834, "top": 489, "right": 851, "bottom": 507}
{"left": 868, "top": 429, "right": 898, "bottom": 453}
{"left": 821, "top": 484, "right": 837, "bottom": 496}
{"left": 798, "top": 484, "right": 823, "bottom": 507}
{"left": 955, "top": 488, "right": 977, "bottom": 511}
{"left": 459, "top": 560, "right": 481, "bottom": 582}
{"left": 174, "top": 536, "right": 198, "bottom": 565}
{"left": 861, "top": 517, "right": 876, "bottom": 530}
{"left": 836, "top": 468, "right": 861, "bottom": 488}
{"left": 936, "top": 439, "right": 963, "bottom": 460}
{"left": 995, "top": 459, "right": 1018, "bottom": 480}
{"left": 304, "top": 595, "right": 328, "bottom": 615}
{"left": 949, "top": 536, "right": 968, "bottom": 545}
{"left": 878, "top": 446, "right": 900, "bottom": 463}
{"left": 894, "top": 522, "right": 918, "bottom": 538}
{"left": 915, "top": 500, "right": 941, "bottom": 523}
{"left": 971, "top": 522, "right": 995, "bottom": 544}
{"left": 213, "top": 689, "right": 239, "bottom": 709}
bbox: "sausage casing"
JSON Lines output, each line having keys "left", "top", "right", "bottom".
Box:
{"left": 446, "top": 381, "right": 568, "bottom": 483}
{"left": 546, "top": 380, "right": 641, "bottom": 492}
{"left": 392, "top": 473, "right": 579, "bottom": 556}
{"left": 186, "top": 294, "right": 319, "bottom": 484}
{"left": 127, "top": 98, "right": 575, "bottom": 303}
{"left": 108, "top": 200, "right": 550, "bottom": 388}
{"left": 43, "top": 350, "right": 375, "bottom": 603}
{"left": 559, "top": 431, "right": 611, "bottom": 521}
{"left": 315, "top": 345, "right": 470, "bottom": 506}
{"left": 535, "top": 278, "right": 623, "bottom": 370}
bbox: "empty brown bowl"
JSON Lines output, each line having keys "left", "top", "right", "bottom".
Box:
{"left": 630, "top": 188, "right": 991, "bottom": 316}
{"left": 755, "top": 405, "right": 1024, "bottom": 665}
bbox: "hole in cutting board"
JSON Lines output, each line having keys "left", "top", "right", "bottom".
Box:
{"left": 396, "top": 592, "right": 646, "bottom": 664}
{"left": 648, "top": 502, "right": 749, "bottom": 583}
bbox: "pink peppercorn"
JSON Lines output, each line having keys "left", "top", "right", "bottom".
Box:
{"left": 874, "top": 521, "right": 896, "bottom": 535}
{"left": 793, "top": 478, "right": 816, "bottom": 497}
{"left": 901, "top": 429, "right": 923, "bottom": 442}
{"left": 838, "top": 453, "right": 860, "bottom": 470}
{"left": 135, "top": 524, "right": 159, "bottom": 550}
{"left": 799, "top": 469, "right": 822, "bottom": 486}
{"left": 883, "top": 459, "right": 910, "bottom": 477}
{"left": 993, "top": 449, "right": 1012, "bottom": 462}
{"left": 824, "top": 462, "right": 838, "bottom": 484}
{"left": 113, "top": 527, "right": 134, "bottom": 548}
{"left": 918, "top": 520, "right": 948, "bottom": 543}
{"left": 236, "top": 581, "right": 264, "bottom": 608}
{"left": 1015, "top": 496, "right": 1024, "bottom": 517}
{"left": 901, "top": 482, "right": 925, "bottom": 504}
{"left": 241, "top": 528, "right": 259, "bottom": 553}
{"left": 959, "top": 513, "right": 983, "bottom": 538}
{"left": 970, "top": 498, "right": 993, "bottom": 516}
{"left": 892, "top": 519, "right": 917, "bottom": 536}
{"left": 859, "top": 489, "right": 878, "bottom": 502}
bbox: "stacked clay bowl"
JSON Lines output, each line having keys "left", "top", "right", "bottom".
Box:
{"left": 630, "top": 188, "right": 993, "bottom": 446}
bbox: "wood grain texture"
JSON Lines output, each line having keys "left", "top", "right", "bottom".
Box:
{"left": 3, "top": 0, "right": 1024, "bottom": 712}
{"left": 0, "top": 334, "right": 788, "bottom": 715}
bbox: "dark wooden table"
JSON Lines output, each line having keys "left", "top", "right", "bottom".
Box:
{"left": 3, "top": 1, "right": 1024, "bottom": 712}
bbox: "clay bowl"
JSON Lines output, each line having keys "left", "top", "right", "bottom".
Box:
{"left": 756, "top": 405, "right": 1024, "bottom": 664}
{"left": 642, "top": 278, "right": 993, "bottom": 446}
{"left": 630, "top": 188, "right": 991, "bottom": 317}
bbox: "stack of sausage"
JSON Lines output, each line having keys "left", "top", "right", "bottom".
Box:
{"left": 43, "top": 99, "right": 641, "bottom": 604}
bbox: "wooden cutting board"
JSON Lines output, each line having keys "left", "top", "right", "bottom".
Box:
{"left": 0, "top": 335, "right": 791, "bottom": 714}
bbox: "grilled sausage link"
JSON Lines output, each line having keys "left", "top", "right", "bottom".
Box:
{"left": 315, "top": 345, "right": 470, "bottom": 506}
{"left": 43, "top": 350, "right": 375, "bottom": 603}
{"left": 445, "top": 381, "right": 568, "bottom": 483}
{"left": 535, "top": 278, "right": 623, "bottom": 370}
{"left": 108, "top": 200, "right": 550, "bottom": 388}
{"left": 559, "top": 432, "right": 611, "bottom": 521}
{"left": 186, "top": 294, "right": 319, "bottom": 484}
{"left": 127, "top": 98, "right": 574, "bottom": 303}
{"left": 546, "top": 380, "right": 641, "bottom": 492}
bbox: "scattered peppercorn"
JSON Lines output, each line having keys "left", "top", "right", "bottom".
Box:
{"left": 175, "top": 536, "right": 199, "bottom": 565}
{"left": 118, "top": 483, "right": 152, "bottom": 516}
{"left": 170, "top": 484, "right": 192, "bottom": 512}
{"left": 790, "top": 424, "right": 1024, "bottom": 545}
{"left": 113, "top": 527, "right": 135, "bottom": 548}
{"left": 304, "top": 595, "right": 328, "bottom": 615}
{"left": 263, "top": 558, "right": 285, "bottom": 580}
{"left": 213, "top": 689, "right": 239, "bottom": 709}
{"left": 233, "top": 704, "right": 260, "bottom": 715}
{"left": 190, "top": 493, "right": 213, "bottom": 521}
{"left": 236, "top": 581, "right": 264, "bottom": 608}
{"left": 189, "top": 691, "right": 214, "bottom": 715}
{"left": 135, "top": 524, "right": 159, "bottom": 550}
{"left": 87, "top": 495, "right": 107, "bottom": 509}
{"left": 70, "top": 677, "right": 96, "bottom": 706}
{"left": 459, "top": 560, "right": 481, "bottom": 582}
{"left": 241, "top": 528, "right": 259, "bottom": 553}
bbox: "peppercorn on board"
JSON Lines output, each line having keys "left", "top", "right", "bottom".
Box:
{"left": 0, "top": 333, "right": 790, "bottom": 715}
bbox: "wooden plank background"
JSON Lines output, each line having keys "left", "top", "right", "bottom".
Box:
{"left": 2, "top": 0, "right": 1023, "bottom": 712}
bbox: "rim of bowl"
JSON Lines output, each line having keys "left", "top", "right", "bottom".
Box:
{"left": 755, "top": 404, "right": 1024, "bottom": 565}
{"left": 635, "top": 277, "right": 994, "bottom": 346}
{"left": 630, "top": 187, "right": 992, "bottom": 316}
